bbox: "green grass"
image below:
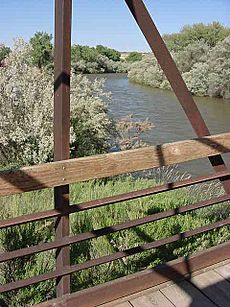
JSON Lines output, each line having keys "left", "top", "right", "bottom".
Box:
{"left": 0, "top": 176, "right": 229, "bottom": 306}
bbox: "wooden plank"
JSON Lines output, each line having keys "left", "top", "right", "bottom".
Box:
{"left": 191, "top": 270, "right": 230, "bottom": 307}
{"left": 214, "top": 263, "right": 230, "bottom": 281}
{"left": 98, "top": 280, "right": 175, "bottom": 307}
{"left": 113, "top": 303, "right": 132, "bottom": 307}
{"left": 1, "top": 132, "right": 230, "bottom": 196}
{"left": 130, "top": 290, "right": 174, "bottom": 307}
{"left": 161, "top": 280, "right": 216, "bottom": 307}
{"left": 101, "top": 303, "right": 132, "bottom": 307}
{"left": 99, "top": 301, "right": 132, "bottom": 307}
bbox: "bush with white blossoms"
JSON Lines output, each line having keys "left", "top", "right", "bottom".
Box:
{"left": 0, "top": 39, "right": 53, "bottom": 166}
{"left": 0, "top": 39, "right": 117, "bottom": 167}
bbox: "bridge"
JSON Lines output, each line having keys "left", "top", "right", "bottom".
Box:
{"left": 0, "top": 1, "right": 229, "bottom": 306}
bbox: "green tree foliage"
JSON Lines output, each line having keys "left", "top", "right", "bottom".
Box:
{"left": 163, "top": 22, "right": 230, "bottom": 52}
{"left": 71, "top": 44, "right": 125, "bottom": 74}
{"left": 126, "top": 52, "right": 143, "bottom": 62}
{"left": 29, "top": 32, "right": 53, "bottom": 69}
{"left": 72, "top": 44, "right": 99, "bottom": 63}
{"left": 129, "top": 23, "right": 230, "bottom": 99}
{"left": 0, "top": 44, "right": 10, "bottom": 66}
{"left": 96, "top": 45, "right": 121, "bottom": 61}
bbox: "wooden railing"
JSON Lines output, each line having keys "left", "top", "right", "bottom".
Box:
{"left": 0, "top": 132, "right": 230, "bottom": 304}
{"left": 1, "top": 132, "right": 230, "bottom": 196}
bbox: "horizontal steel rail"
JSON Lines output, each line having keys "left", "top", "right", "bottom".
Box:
{"left": 0, "top": 194, "right": 229, "bottom": 264}
{"left": 1, "top": 169, "right": 229, "bottom": 229}
{"left": 0, "top": 218, "right": 229, "bottom": 293}
{"left": 37, "top": 242, "right": 230, "bottom": 307}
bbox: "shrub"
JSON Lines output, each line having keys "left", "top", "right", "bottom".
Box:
{"left": 0, "top": 44, "right": 11, "bottom": 66}
{"left": 163, "top": 22, "right": 230, "bottom": 52}
{"left": 183, "top": 62, "right": 209, "bottom": 96}
{"left": 0, "top": 39, "right": 117, "bottom": 166}
{"left": 128, "top": 26, "right": 230, "bottom": 99}
{"left": 126, "top": 52, "right": 143, "bottom": 62}
{"left": 71, "top": 44, "right": 124, "bottom": 74}
{"left": 0, "top": 39, "right": 53, "bottom": 166}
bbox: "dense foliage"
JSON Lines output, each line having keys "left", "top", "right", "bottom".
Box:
{"left": 125, "top": 51, "right": 143, "bottom": 62}
{"left": 71, "top": 44, "right": 128, "bottom": 74}
{"left": 163, "top": 21, "right": 230, "bottom": 52}
{"left": 29, "top": 32, "right": 53, "bottom": 69}
{"left": 0, "top": 44, "right": 10, "bottom": 66}
{"left": 1, "top": 32, "right": 138, "bottom": 75}
{"left": 96, "top": 45, "right": 121, "bottom": 61}
{"left": 0, "top": 39, "right": 117, "bottom": 166}
{"left": 128, "top": 23, "right": 230, "bottom": 99}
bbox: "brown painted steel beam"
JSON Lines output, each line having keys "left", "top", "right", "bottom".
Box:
{"left": 54, "top": 0, "right": 72, "bottom": 296}
{"left": 1, "top": 170, "right": 229, "bottom": 230}
{"left": 0, "top": 218, "right": 229, "bottom": 293}
{"left": 1, "top": 194, "right": 229, "bottom": 263}
{"left": 37, "top": 242, "right": 230, "bottom": 307}
{"left": 124, "top": 0, "right": 230, "bottom": 193}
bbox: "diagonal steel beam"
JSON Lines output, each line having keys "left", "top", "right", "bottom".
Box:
{"left": 125, "top": 0, "right": 230, "bottom": 193}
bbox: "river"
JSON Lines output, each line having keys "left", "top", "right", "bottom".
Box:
{"left": 92, "top": 73, "right": 230, "bottom": 176}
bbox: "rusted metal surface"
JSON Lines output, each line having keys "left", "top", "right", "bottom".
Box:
{"left": 1, "top": 169, "right": 229, "bottom": 230}
{"left": 1, "top": 218, "right": 229, "bottom": 293}
{"left": 1, "top": 194, "right": 229, "bottom": 264}
{"left": 54, "top": 0, "right": 72, "bottom": 296}
{"left": 37, "top": 242, "right": 230, "bottom": 307}
{"left": 124, "top": 0, "right": 230, "bottom": 194}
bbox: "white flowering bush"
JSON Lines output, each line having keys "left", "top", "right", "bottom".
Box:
{"left": 0, "top": 39, "right": 53, "bottom": 166}
{"left": 0, "top": 39, "right": 117, "bottom": 167}
{"left": 183, "top": 62, "right": 209, "bottom": 96}
{"left": 70, "top": 74, "right": 117, "bottom": 157}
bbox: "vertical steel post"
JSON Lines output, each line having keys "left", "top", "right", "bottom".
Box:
{"left": 54, "top": 0, "right": 72, "bottom": 296}
{"left": 125, "top": 0, "right": 230, "bottom": 193}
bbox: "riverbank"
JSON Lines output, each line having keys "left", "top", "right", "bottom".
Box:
{"left": 127, "top": 35, "right": 230, "bottom": 99}
{"left": 91, "top": 73, "right": 230, "bottom": 176}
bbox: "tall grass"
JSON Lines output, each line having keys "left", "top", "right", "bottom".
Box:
{"left": 0, "top": 175, "right": 229, "bottom": 306}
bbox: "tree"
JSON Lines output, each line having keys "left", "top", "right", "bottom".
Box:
{"left": 126, "top": 52, "right": 143, "bottom": 62}
{"left": 29, "top": 32, "right": 53, "bottom": 69}
{"left": 0, "top": 44, "right": 10, "bottom": 66}
{"left": 96, "top": 45, "right": 121, "bottom": 61}
{"left": 163, "top": 22, "right": 230, "bottom": 52}
{"left": 71, "top": 44, "right": 126, "bottom": 74}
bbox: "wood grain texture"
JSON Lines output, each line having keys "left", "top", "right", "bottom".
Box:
{"left": 161, "top": 280, "right": 216, "bottom": 307}
{"left": 191, "top": 270, "right": 230, "bottom": 307}
{"left": 214, "top": 263, "right": 230, "bottom": 281}
{"left": 130, "top": 290, "right": 174, "bottom": 307}
{"left": 112, "top": 303, "right": 132, "bottom": 307}
{"left": 1, "top": 132, "right": 230, "bottom": 196}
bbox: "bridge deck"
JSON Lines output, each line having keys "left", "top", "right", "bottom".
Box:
{"left": 100, "top": 259, "right": 230, "bottom": 307}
